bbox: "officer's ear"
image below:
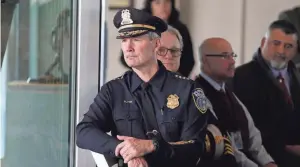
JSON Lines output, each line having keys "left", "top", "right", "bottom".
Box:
{"left": 154, "top": 38, "right": 161, "bottom": 50}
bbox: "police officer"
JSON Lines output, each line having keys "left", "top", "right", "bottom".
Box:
{"left": 76, "top": 8, "right": 209, "bottom": 167}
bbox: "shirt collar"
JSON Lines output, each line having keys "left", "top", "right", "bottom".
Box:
{"left": 271, "top": 67, "right": 288, "bottom": 77}
{"left": 200, "top": 72, "right": 225, "bottom": 91}
{"left": 130, "top": 61, "right": 166, "bottom": 92}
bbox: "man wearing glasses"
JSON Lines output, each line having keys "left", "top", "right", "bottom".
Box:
{"left": 156, "top": 25, "right": 182, "bottom": 73}
{"left": 194, "top": 38, "right": 277, "bottom": 167}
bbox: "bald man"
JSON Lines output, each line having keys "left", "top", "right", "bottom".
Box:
{"left": 195, "top": 38, "right": 277, "bottom": 167}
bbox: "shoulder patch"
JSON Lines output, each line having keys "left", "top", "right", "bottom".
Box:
{"left": 192, "top": 88, "right": 208, "bottom": 114}
{"left": 174, "top": 74, "right": 190, "bottom": 80}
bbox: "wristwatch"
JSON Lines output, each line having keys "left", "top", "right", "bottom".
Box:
{"left": 152, "top": 139, "right": 159, "bottom": 152}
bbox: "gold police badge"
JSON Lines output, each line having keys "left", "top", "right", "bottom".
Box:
{"left": 167, "top": 94, "right": 179, "bottom": 109}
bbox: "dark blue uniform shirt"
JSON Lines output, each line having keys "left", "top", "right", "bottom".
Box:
{"left": 76, "top": 63, "right": 208, "bottom": 167}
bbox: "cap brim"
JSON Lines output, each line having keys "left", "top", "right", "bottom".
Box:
{"left": 116, "top": 29, "right": 150, "bottom": 39}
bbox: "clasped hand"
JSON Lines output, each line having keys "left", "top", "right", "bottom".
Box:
{"left": 115, "top": 135, "right": 154, "bottom": 163}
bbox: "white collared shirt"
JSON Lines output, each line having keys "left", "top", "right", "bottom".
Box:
{"left": 199, "top": 72, "right": 225, "bottom": 92}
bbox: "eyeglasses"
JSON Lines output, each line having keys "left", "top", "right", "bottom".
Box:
{"left": 157, "top": 47, "right": 182, "bottom": 57}
{"left": 206, "top": 53, "right": 237, "bottom": 60}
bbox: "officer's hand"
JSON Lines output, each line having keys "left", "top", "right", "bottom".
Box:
{"left": 127, "top": 157, "right": 148, "bottom": 167}
{"left": 115, "top": 135, "right": 154, "bottom": 163}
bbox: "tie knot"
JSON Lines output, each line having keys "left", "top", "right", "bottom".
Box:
{"left": 141, "top": 83, "right": 150, "bottom": 91}
{"left": 277, "top": 73, "right": 284, "bottom": 83}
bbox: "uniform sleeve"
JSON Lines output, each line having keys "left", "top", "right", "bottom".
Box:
{"left": 235, "top": 95, "right": 275, "bottom": 166}
{"left": 76, "top": 84, "right": 121, "bottom": 157}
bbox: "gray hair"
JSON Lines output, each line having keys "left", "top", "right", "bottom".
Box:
{"left": 148, "top": 32, "right": 160, "bottom": 40}
{"left": 165, "top": 25, "right": 184, "bottom": 50}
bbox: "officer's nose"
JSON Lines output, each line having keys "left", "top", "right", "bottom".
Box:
{"left": 122, "top": 39, "right": 134, "bottom": 52}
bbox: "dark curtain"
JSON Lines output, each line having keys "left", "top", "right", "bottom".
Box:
{"left": 1, "top": 0, "right": 19, "bottom": 68}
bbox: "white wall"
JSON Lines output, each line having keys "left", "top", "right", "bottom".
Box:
{"left": 183, "top": 0, "right": 300, "bottom": 75}
{"left": 104, "top": 0, "right": 300, "bottom": 81}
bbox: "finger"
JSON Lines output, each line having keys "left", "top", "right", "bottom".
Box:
{"left": 124, "top": 152, "right": 135, "bottom": 163}
{"left": 117, "top": 135, "right": 133, "bottom": 140}
{"left": 120, "top": 143, "right": 130, "bottom": 157}
{"left": 124, "top": 148, "right": 138, "bottom": 163}
{"left": 115, "top": 142, "right": 126, "bottom": 156}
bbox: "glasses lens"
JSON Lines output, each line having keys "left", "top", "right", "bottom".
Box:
{"left": 158, "top": 47, "right": 168, "bottom": 56}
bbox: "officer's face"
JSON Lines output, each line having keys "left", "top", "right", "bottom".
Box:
{"left": 261, "top": 28, "right": 298, "bottom": 70}
{"left": 121, "top": 34, "right": 159, "bottom": 68}
{"left": 156, "top": 31, "right": 181, "bottom": 72}
{"left": 202, "top": 40, "right": 236, "bottom": 80}
{"left": 151, "top": 0, "right": 172, "bottom": 21}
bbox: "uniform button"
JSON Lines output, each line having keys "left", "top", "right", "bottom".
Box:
{"left": 172, "top": 117, "right": 176, "bottom": 120}
{"left": 126, "top": 114, "right": 131, "bottom": 119}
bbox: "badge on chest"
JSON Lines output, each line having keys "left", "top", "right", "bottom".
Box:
{"left": 166, "top": 94, "right": 179, "bottom": 109}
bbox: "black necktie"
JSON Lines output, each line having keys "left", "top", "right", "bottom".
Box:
{"left": 140, "top": 83, "right": 159, "bottom": 138}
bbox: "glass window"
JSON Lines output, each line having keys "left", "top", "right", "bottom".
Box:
{"left": 1, "top": 0, "right": 75, "bottom": 167}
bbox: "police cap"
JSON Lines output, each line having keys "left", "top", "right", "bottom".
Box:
{"left": 113, "top": 8, "right": 167, "bottom": 39}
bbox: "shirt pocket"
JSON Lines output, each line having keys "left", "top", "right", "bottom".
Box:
{"left": 113, "top": 106, "right": 143, "bottom": 137}
{"left": 159, "top": 108, "right": 185, "bottom": 141}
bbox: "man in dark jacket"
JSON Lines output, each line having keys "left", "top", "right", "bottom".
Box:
{"left": 232, "top": 20, "right": 300, "bottom": 167}
{"left": 120, "top": 0, "right": 195, "bottom": 77}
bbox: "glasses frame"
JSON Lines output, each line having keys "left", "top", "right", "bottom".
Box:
{"left": 206, "top": 53, "right": 237, "bottom": 60}
{"left": 157, "top": 46, "right": 182, "bottom": 58}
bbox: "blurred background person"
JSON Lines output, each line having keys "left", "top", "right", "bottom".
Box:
{"left": 120, "top": 0, "right": 195, "bottom": 77}
{"left": 278, "top": 6, "right": 300, "bottom": 70}
{"left": 232, "top": 20, "right": 300, "bottom": 167}
{"left": 156, "top": 25, "right": 182, "bottom": 72}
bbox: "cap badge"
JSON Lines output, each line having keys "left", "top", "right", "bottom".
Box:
{"left": 121, "top": 9, "right": 133, "bottom": 25}
{"left": 167, "top": 94, "right": 179, "bottom": 109}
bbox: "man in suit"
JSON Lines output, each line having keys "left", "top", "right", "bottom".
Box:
{"left": 195, "top": 37, "right": 276, "bottom": 167}
{"left": 232, "top": 20, "right": 300, "bottom": 167}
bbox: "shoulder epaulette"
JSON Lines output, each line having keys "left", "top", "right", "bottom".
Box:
{"left": 112, "top": 72, "right": 126, "bottom": 80}
{"left": 174, "top": 74, "right": 190, "bottom": 80}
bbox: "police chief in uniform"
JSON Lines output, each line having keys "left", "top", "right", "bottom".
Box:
{"left": 76, "top": 8, "right": 210, "bottom": 167}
